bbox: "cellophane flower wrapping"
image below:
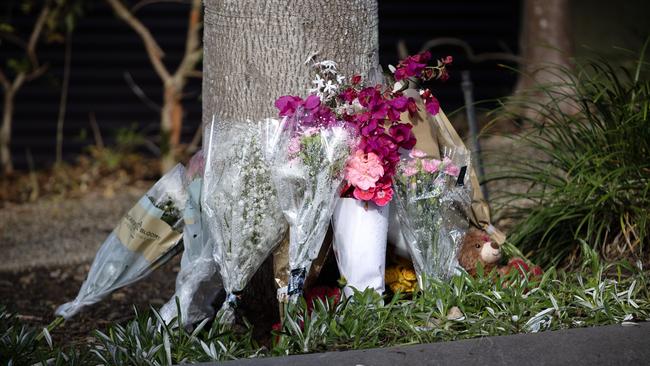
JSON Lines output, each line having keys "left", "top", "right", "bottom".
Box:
{"left": 393, "top": 149, "right": 472, "bottom": 286}
{"left": 262, "top": 114, "right": 354, "bottom": 301}
{"left": 202, "top": 120, "right": 287, "bottom": 324}
{"left": 56, "top": 165, "right": 188, "bottom": 319}
{"left": 160, "top": 150, "right": 223, "bottom": 328}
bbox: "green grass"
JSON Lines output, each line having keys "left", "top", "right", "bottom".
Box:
{"left": 3, "top": 248, "right": 650, "bottom": 365}
{"left": 485, "top": 42, "right": 650, "bottom": 267}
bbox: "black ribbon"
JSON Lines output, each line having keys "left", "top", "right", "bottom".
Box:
{"left": 288, "top": 268, "right": 306, "bottom": 296}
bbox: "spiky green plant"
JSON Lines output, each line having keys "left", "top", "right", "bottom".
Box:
{"left": 2, "top": 252, "right": 650, "bottom": 364}
{"left": 486, "top": 43, "right": 650, "bottom": 267}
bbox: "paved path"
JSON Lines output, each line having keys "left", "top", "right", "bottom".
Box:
{"left": 215, "top": 322, "right": 650, "bottom": 366}
{"left": 0, "top": 186, "right": 147, "bottom": 272}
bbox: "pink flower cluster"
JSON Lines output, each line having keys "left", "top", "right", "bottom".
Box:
{"left": 274, "top": 52, "right": 453, "bottom": 206}
{"left": 337, "top": 82, "right": 418, "bottom": 206}
{"left": 400, "top": 149, "right": 461, "bottom": 179}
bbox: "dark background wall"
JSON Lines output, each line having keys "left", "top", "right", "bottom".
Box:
{"left": 3, "top": 0, "right": 521, "bottom": 170}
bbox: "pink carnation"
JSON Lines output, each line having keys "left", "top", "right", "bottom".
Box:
{"left": 445, "top": 164, "right": 460, "bottom": 177}
{"left": 402, "top": 159, "right": 418, "bottom": 177}
{"left": 345, "top": 150, "right": 384, "bottom": 190}
{"left": 422, "top": 159, "right": 441, "bottom": 173}
{"left": 402, "top": 165, "right": 418, "bottom": 177}
{"left": 442, "top": 156, "right": 460, "bottom": 176}
{"left": 409, "top": 149, "right": 427, "bottom": 159}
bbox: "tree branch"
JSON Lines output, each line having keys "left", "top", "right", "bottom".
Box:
{"left": 0, "top": 69, "right": 10, "bottom": 91}
{"left": 105, "top": 0, "right": 171, "bottom": 82}
{"left": 173, "top": 0, "right": 202, "bottom": 80}
{"left": 26, "top": 5, "right": 51, "bottom": 69}
{"left": 131, "top": 0, "right": 191, "bottom": 14}
{"left": 0, "top": 31, "right": 28, "bottom": 50}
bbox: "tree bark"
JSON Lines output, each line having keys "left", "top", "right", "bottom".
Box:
{"left": 1, "top": 90, "right": 15, "bottom": 175}
{"left": 203, "top": 0, "right": 379, "bottom": 127}
{"left": 515, "top": 0, "right": 572, "bottom": 92}
{"left": 202, "top": 0, "right": 379, "bottom": 327}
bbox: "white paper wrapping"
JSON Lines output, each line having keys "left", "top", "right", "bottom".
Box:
{"left": 202, "top": 119, "right": 287, "bottom": 324}
{"left": 56, "top": 165, "right": 188, "bottom": 319}
{"left": 332, "top": 197, "right": 388, "bottom": 297}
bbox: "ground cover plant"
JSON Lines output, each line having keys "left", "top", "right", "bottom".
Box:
{"left": 486, "top": 43, "right": 650, "bottom": 267}
{"left": 2, "top": 244, "right": 649, "bottom": 365}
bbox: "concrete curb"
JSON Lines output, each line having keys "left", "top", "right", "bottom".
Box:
{"left": 208, "top": 322, "right": 650, "bottom": 366}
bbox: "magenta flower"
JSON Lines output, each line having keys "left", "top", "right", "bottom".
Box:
{"left": 339, "top": 88, "right": 358, "bottom": 103}
{"left": 394, "top": 67, "right": 410, "bottom": 81}
{"left": 389, "top": 96, "right": 408, "bottom": 112}
{"left": 344, "top": 150, "right": 384, "bottom": 190}
{"left": 394, "top": 51, "right": 432, "bottom": 81}
{"left": 275, "top": 95, "right": 303, "bottom": 117}
{"left": 406, "top": 97, "right": 419, "bottom": 117}
{"left": 421, "top": 89, "right": 440, "bottom": 116}
{"left": 303, "top": 94, "right": 321, "bottom": 110}
{"left": 389, "top": 123, "right": 416, "bottom": 150}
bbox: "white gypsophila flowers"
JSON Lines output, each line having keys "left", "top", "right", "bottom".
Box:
{"left": 204, "top": 124, "right": 286, "bottom": 323}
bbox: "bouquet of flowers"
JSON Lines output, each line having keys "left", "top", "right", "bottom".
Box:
{"left": 393, "top": 148, "right": 471, "bottom": 286}
{"left": 202, "top": 120, "right": 286, "bottom": 324}
{"left": 160, "top": 150, "right": 222, "bottom": 328}
{"left": 56, "top": 165, "right": 188, "bottom": 318}
{"left": 310, "top": 52, "right": 450, "bottom": 296}
{"left": 263, "top": 89, "right": 355, "bottom": 301}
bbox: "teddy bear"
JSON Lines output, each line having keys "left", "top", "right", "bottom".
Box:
{"left": 458, "top": 228, "right": 542, "bottom": 278}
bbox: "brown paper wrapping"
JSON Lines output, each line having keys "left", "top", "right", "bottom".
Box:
{"left": 114, "top": 202, "right": 182, "bottom": 262}
{"left": 403, "top": 88, "right": 505, "bottom": 244}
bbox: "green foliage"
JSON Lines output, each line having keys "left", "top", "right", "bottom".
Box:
{"left": 91, "top": 306, "right": 259, "bottom": 365}
{"left": 0, "top": 308, "right": 85, "bottom": 365}
{"left": 87, "top": 124, "right": 148, "bottom": 170}
{"left": 2, "top": 258, "right": 650, "bottom": 364}
{"left": 486, "top": 42, "right": 650, "bottom": 267}
{"left": 273, "top": 260, "right": 649, "bottom": 354}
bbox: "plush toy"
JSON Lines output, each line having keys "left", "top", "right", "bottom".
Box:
{"left": 458, "top": 228, "right": 503, "bottom": 276}
{"left": 458, "top": 228, "right": 543, "bottom": 278}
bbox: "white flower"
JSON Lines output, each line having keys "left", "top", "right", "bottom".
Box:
{"left": 316, "top": 60, "right": 338, "bottom": 70}
{"left": 323, "top": 80, "right": 338, "bottom": 94}
{"left": 336, "top": 74, "right": 345, "bottom": 84}
{"left": 312, "top": 74, "right": 325, "bottom": 89}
